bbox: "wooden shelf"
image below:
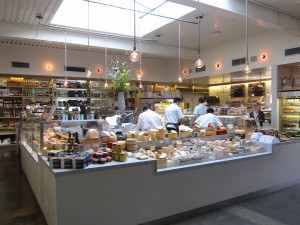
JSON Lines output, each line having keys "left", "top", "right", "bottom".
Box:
{"left": 23, "top": 86, "right": 51, "bottom": 89}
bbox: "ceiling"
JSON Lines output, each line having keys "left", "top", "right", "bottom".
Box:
{"left": 0, "top": 0, "right": 300, "bottom": 84}
{"left": 0, "top": 0, "right": 300, "bottom": 50}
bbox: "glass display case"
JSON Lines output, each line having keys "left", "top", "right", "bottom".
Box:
{"left": 280, "top": 97, "right": 300, "bottom": 137}
{"left": 217, "top": 115, "right": 240, "bottom": 126}
{"left": 21, "top": 119, "right": 102, "bottom": 154}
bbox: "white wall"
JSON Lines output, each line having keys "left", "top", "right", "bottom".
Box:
{"left": 0, "top": 30, "right": 300, "bottom": 83}
{"left": 187, "top": 31, "right": 300, "bottom": 79}
{"left": 0, "top": 42, "right": 180, "bottom": 82}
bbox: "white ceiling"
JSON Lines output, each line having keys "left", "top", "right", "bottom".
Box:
{"left": 0, "top": 0, "right": 300, "bottom": 50}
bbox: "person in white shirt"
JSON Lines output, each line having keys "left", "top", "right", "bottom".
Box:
{"left": 193, "top": 98, "right": 207, "bottom": 123}
{"left": 195, "top": 108, "right": 223, "bottom": 128}
{"left": 165, "top": 98, "right": 184, "bottom": 133}
{"left": 135, "top": 105, "right": 165, "bottom": 132}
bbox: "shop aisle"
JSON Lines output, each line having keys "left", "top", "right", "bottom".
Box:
{"left": 0, "top": 147, "right": 47, "bottom": 225}
{"left": 1, "top": 147, "right": 300, "bottom": 225}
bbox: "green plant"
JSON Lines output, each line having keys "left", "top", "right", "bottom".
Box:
{"left": 109, "top": 69, "right": 130, "bottom": 92}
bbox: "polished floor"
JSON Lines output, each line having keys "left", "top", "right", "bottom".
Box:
{"left": 1, "top": 147, "right": 300, "bottom": 225}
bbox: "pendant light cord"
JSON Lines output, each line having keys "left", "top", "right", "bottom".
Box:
{"left": 87, "top": 0, "right": 90, "bottom": 69}
{"left": 64, "top": 29, "right": 67, "bottom": 79}
{"left": 198, "top": 0, "right": 200, "bottom": 58}
{"left": 105, "top": 34, "right": 107, "bottom": 77}
{"left": 133, "top": 0, "right": 136, "bottom": 51}
{"left": 139, "top": 39, "right": 142, "bottom": 72}
{"left": 178, "top": 20, "right": 181, "bottom": 78}
{"left": 246, "top": 0, "right": 249, "bottom": 64}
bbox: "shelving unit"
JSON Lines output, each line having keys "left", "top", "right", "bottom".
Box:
{"left": 280, "top": 97, "right": 300, "bottom": 137}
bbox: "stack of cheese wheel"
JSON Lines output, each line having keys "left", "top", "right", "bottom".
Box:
{"left": 117, "top": 141, "right": 126, "bottom": 150}
{"left": 126, "top": 138, "right": 138, "bottom": 152}
{"left": 157, "top": 126, "right": 166, "bottom": 140}
{"left": 168, "top": 130, "right": 178, "bottom": 139}
{"left": 137, "top": 132, "right": 150, "bottom": 141}
{"left": 148, "top": 129, "right": 158, "bottom": 140}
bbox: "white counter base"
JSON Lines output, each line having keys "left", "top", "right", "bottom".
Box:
{"left": 20, "top": 141, "right": 300, "bottom": 225}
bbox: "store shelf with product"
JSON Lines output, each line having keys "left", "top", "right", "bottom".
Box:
{"left": 280, "top": 97, "right": 300, "bottom": 138}
{"left": 19, "top": 116, "right": 300, "bottom": 225}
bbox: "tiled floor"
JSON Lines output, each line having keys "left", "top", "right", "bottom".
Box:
{"left": 1, "top": 147, "right": 300, "bottom": 225}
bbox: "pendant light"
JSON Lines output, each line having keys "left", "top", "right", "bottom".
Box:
{"left": 64, "top": 29, "right": 68, "bottom": 87}
{"left": 195, "top": 0, "right": 204, "bottom": 69}
{"left": 104, "top": 34, "right": 108, "bottom": 88}
{"left": 178, "top": 20, "right": 182, "bottom": 83}
{"left": 244, "top": 0, "right": 251, "bottom": 73}
{"left": 137, "top": 39, "right": 142, "bottom": 89}
{"left": 130, "top": 0, "right": 139, "bottom": 62}
{"left": 86, "top": 0, "right": 91, "bottom": 77}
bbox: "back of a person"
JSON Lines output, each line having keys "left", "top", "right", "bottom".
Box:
{"left": 139, "top": 109, "right": 163, "bottom": 130}
{"left": 165, "top": 103, "right": 179, "bottom": 122}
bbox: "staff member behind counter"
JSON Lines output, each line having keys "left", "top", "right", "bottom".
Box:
{"left": 195, "top": 108, "right": 223, "bottom": 128}
{"left": 165, "top": 97, "right": 184, "bottom": 133}
{"left": 135, "top": 104, "right": 165, "bottom": 132}
{"left": 193, "top": 97, "right": 207, "bottom": 123}
{"left": 249, "top": 103, "right": 265, "bottom": 128}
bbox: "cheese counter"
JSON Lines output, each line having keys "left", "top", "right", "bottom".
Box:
{"left": 20, "top": 120, "right": 300, "bottom": 225}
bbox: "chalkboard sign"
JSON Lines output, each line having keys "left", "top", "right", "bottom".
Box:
{"left": 248, "top": 83, "right": 265, "bottom": 96}
{"left": 230, "top": 84, "right": 245, "bottom": 97}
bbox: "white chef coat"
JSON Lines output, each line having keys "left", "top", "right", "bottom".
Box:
{"left": 165, "top": 103, "right": 184, "bottom": 129}
{"left": 193, "top": 103, "right": 207, "bottom": 117}
{"left": 135, "top": 109, "right": 165, "bottom": 131}
{"left": 195, "top": 113, "right": 223, "bottom": 128}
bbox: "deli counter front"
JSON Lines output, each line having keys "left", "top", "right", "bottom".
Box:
{"left": 20, "top": 120, "right": 300, "bottom": 225}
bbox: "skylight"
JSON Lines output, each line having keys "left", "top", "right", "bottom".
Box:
{"left": 51, "top": 0, "right": 195, "bottom": 37}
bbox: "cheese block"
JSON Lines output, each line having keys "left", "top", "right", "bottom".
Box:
{"left": 159, "top": 153, "right": 167, "bottom": 159}
{"left": 126, "top": 138, "right": 137, "bottom": 145}
{"left": 168, "top": 130, "right": 178, "bottom": 139}
{"left": 235, "top": 129, "right": 246, "bottom": 134}
{"left": 205, "top": 131, "right": 217, "bottom": 136}
{"left": 117, "top": 141, "right": 126, "bottom": 150}
{"left": 136, "top": 154, "right": 148, "bottom": 160}
{"left": 148, "top": 129, "right": 158, "bottom": 140}
{"left": 126, "top": 144, "right": 137, "bottom": 152}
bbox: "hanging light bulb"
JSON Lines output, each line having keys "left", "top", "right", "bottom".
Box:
{"left": 130, "top": 49, "right": 139, "bottom": 62}
{"left": 130, "top": 0, "right": 139, "bottom": 62}
{"left": 87, "top": 69, "right": 91, "bottom": 77}
{"left": 137, "top": 72, "right": 142, "bottom": 81}
{"left": 104, "top": 80, "right": 108, "bottom": 88}
{"left": 195, "top": 5, "right": 204, "bottom": 69}
{"left": 244, "top": 62, "right": 251, "bottom": 73}
{"left": 139, "top": 81, "right": 143, "bottom": 89}
{"left": 178, "top": 76, "right": 182, "bottom": 83}
{"left": 196, "top": 57, "right": 204, "bottom": 68}
{"left": 244, "top": 0, "right": 251, "bottom": 74}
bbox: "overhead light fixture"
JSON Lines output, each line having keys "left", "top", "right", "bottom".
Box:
{"left": 178, "top": 20, "right": 182, "bottom": 82}
{"left": 130, "top": 0, "right": 139, "bottom": 62}
{"left": 244, "top": 0, "right": 251, "bottom": 74}
{"left": 195, "top": 0, "right": 204, "bottom": 69}
{"left": 86, "top": 0, "right": 91, "bottom": 77}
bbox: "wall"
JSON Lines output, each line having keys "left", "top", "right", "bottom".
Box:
{"left": 0, "top": 42, "right": 181, "bottom": 82}
{"left": 1, "top": 30, "right": 300, "bottom": 83}
{"left": 187, "top": 31, "right": 300, "bottom": 79}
